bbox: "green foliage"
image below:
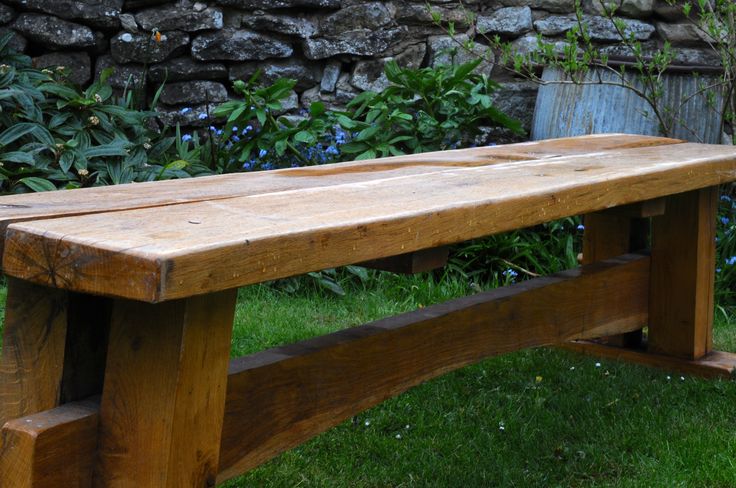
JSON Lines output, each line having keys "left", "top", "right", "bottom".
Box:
{"left": 337, "top": 60, "right": 524, "bottom": 159}
{"left": 212, "top": 73, "right": 337, "bottom": 172}
{"left": 0, "top": 34, "right": 183, "bottom": 193}
{"left": 716, "top": 188, "right": 736, "bottom": 311}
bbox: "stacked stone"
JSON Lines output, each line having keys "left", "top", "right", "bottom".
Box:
{"left": 0, "top": 0, "right": 720, "bottom": 134}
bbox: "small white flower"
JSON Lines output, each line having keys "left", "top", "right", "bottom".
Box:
{"left": 94, "top": 94, "right": 103, "bottom": 103}
{"left": 498, "top": 421, "right": 505, "bottom": 431}
{"left": 666, "top": 376, "right": 671, "bottom": 380}
{"left": 405, "top": 424, "right": 410, "bottom": 430}
{"left": 395, "top": 434, "right": 402, "bottom": 439}
{"left": 680, "top": 376, "right": 685, "bottom": 381}
{"left": 595, "top": 362, "right": 601, "bottom": 368}
{"left": 569, "top": 366, "right": 575, "bottom": 371}
{"left": 364, "top": 420, "right": 370, "bottom": 427}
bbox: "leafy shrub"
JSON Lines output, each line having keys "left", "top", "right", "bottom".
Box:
{"left": 336, "top": 59, "right": 524, "bottom": 160}
{"left": 716, "top": 187, "right": 736, "bottom": 311}
{"left": 0, "top": 34, "right": 185, "bottom": 193}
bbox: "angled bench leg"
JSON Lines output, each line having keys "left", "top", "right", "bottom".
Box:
{"left": 567, "top": 187, "right": 736, "bottom": 377}
{"left": 94, "top": 289, "right": 237, "bottom": 487}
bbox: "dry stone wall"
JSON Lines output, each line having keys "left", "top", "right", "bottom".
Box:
{"left": 0, "top": 0, "right": 720, "bottom": 134}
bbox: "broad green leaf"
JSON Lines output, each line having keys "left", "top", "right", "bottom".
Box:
{"left": 19, "top": 176, "right": 56, "bottom": 192}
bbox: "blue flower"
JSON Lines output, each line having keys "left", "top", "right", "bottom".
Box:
{"left": 502, "top": 269, "right": 519, "bottom": 281}
{"left": 721, "top": 195, "right": 732, "bottom": 202}
{"left": 262, "top": 162, "right": 274, "bottom": 170}
{"left": 577, "top": 224, "right": 585, "bottom": 231}
{"left": 232, "top": 126, "right": 238, "bottom": 132}
{"left": 259, "top": 148, "right": 268, "bottom": 158}
{"left": 232, "top": 135, "right": 240, "bottom": 142}
{"left": 216, "top": 129, "right": 223, "bottom": 136}
{"left": 325, "top": 145, "right": 339, "bottom": 156}
{"left": 181, "top": 134, "right": 192, "bottom": 142}
{"left": 726, "top": 256, "right": 736, "bottom": 266}
{"left": 721, "top": 216, "right": 730, "bottom": 225}
{"left": 244, "top": 125, "right": 253, "bottom": 133}
{"left": 179, "top": 107, "right": 191, "bottom": 114}
{"left": 243, "top": 160, "right": 255, "bottom": 170}
{"left": 209, "top": 125, "right": 217, "bottom": 132}
{"left": 198, "top": 113, "right": 208, "bottom": 120}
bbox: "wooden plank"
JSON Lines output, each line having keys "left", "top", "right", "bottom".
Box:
{"left": 3, "top": 143, "right": 734, "bottom": 302}
{"left": 561, "top": 341, "right": 736, "bottom": 379}
{"left": 648, "top": 187, "right": 718, "bottom": 359}
{"left": 0, "top": 279, "right": 68, "bottom": 426}
{"left": 0, "top": 134, "right": 682, "bottom": 252}
{"left": 359, "top": 246, "right": 449, "bottom": 274}
{"left": 93, "top": 289, "right": 237, "bottom": 487}
{"left": 0, "top": 398, "right": 99, "bottom": 487}
{"left": 216, "top": 254, "right": 650, "bottom": 481}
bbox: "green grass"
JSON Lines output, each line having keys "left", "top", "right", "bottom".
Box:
{"left": 0, "top": 274, "right": 734, "bottom": 487}
{"left": 223, "top": 275, "right": 736, "bottom": 488}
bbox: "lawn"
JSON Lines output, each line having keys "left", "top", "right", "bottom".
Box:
{"left": 1, "top": 273, "right": 734, "bottom": 487}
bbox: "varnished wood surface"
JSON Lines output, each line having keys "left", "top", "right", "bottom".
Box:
{"left": 217, "top": 254, "right": 649, "bottom": 480}
{"left": 94, "top": 290, "right": 237, "bottom": 487}
{"left": 3, "top": 140, "right": 734, "bottom": 302}
{"left": 648, "top": 188, "right": 717, "bottom": 359}
{"left": 0, "top": 134, "right": 680, "bottom": 246}
{"left": 0, "top": 279, "right": 68, "bottom": 426}
{"left": 0, "top": 398, "right": 99, "bottom": 487}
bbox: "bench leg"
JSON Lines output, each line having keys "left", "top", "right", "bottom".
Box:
{"left": 567, "top": 187, "right": 736, "bottom": 377}
{"left": 581, "top": 212, "right": 648, "bottom": 347}
{"left": 0, "top": 278, "right": 68, "bottom": 426}
{"left": 93, "top": 289, "right": 237, "bottom": 487}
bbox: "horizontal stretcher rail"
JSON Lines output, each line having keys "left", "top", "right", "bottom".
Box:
{"left": 0, "top": 254, "right": 650, "bottom": 485}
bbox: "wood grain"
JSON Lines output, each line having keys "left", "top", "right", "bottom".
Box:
{"left": 216, "top": 254, "right": 650, "bottom": 481}
{"left": 0, "top": 398, "right": 99, "bottom": 487}
{"left": 0, "top": 278, "right": 68, "bottom": 426}
{"left": 648, "top": 187, "right": 718, "bottom": 359}
{"left": 93, "top": 289, "right": 237, "bottom": 487}
{"left": 3, "top": 142, "right": 734, "bottom": 303}
{"left": 0, "top": 134, "right": 681, "bottom": 254}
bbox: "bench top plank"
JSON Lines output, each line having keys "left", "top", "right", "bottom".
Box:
{"left": 0, "top": 134, "right": 678, "bottom": 240}
{"left": 3, "top": 137, "right": 735, "bottom": 303}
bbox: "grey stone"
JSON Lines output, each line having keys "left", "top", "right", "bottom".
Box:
{"left": 33, "top": 51, "right": 91, "bottom": 85}
{"left": 95, "top": 55, "right": 146, "bottom": 90}
{"left": 149, "top": 57, "right": 227, "bottom": 82}
{"left": 242, "top": 13, "right": 317, "bottom": 38}
{"left": 395, "top": 3, "right": 469, "bottom": 28}
{"left": 111, "top": 31, "right": 189, "bottom": 64}
{"left": 476, "top": 7, "right": 532, "bottom": 38}
{"left": 320, "top": 61, "right": 341, "bottom": 93}
{"left": 585, "top": 0, "right": 654, "bottom": 16}
{"left": 136, "top": 5, "right": 223, "bottom": 32}
{"left": 192, "top": 29, "right": 293, "bottom": 61}
{"left": 533, "top": 14, "right": 655, "bottom": 42}
{"left": 0, "top": 28, "right": 26, "bottom": 52}
{"left": 216, "top": 0, "right": 340, "bottom": 8}
{"left": 653, "top": 0, "right": 686, "bottom": 21}
{"left": 279, "top": 90, "right": 299, "bottom": 112}
{"left": 319, "top": 3, "right": 394, "bottom": 36}
{"left": 350, "top": 42, "right": 425, "bottom": 92}
{"left": 160, "top": 81, "right": 229, "bottom": 105}
{"left": 655, "top": 21, "right": 707, "bottom": 46}
{"left": 12, "top": 14, "right": 96, "bottom": 49}
{"left": 229, "top": 58, "right": 321, "bottom": 91}
{"left": 0, "top": 4, "right": 15, "bottom": 24}
{"left": 510, "top": 34, "right": 572, "bottom": 63}
{"left": 119, "top": 13, "right": 138, "bottom": 32}
{"left": 335, "top": 72, "right": 358, "bottom": 103}
{"left": 428, "top": 34, "right": 494, "bottom": 73}
{"left": 303, "top": 27, "right": 405, "bottom": 59}
{"left": 4, "top": 0, "right": 122, "bottom": 30}
{"left": 597, "top": 41, "right": 720, "bottom": 65}
{"left": 490, "top": 81, "right": 537, "bottom": 133}
{"left": 500, "top": 0, "right": 575, "bottom": 14}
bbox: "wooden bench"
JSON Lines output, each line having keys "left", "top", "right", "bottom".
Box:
{"left": 0, "top": 134, "right": 734, "bottom": 486}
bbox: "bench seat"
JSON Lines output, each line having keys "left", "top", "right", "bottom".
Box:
{"left": 3, "top": 135, "right": 735, "bottom": 302}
